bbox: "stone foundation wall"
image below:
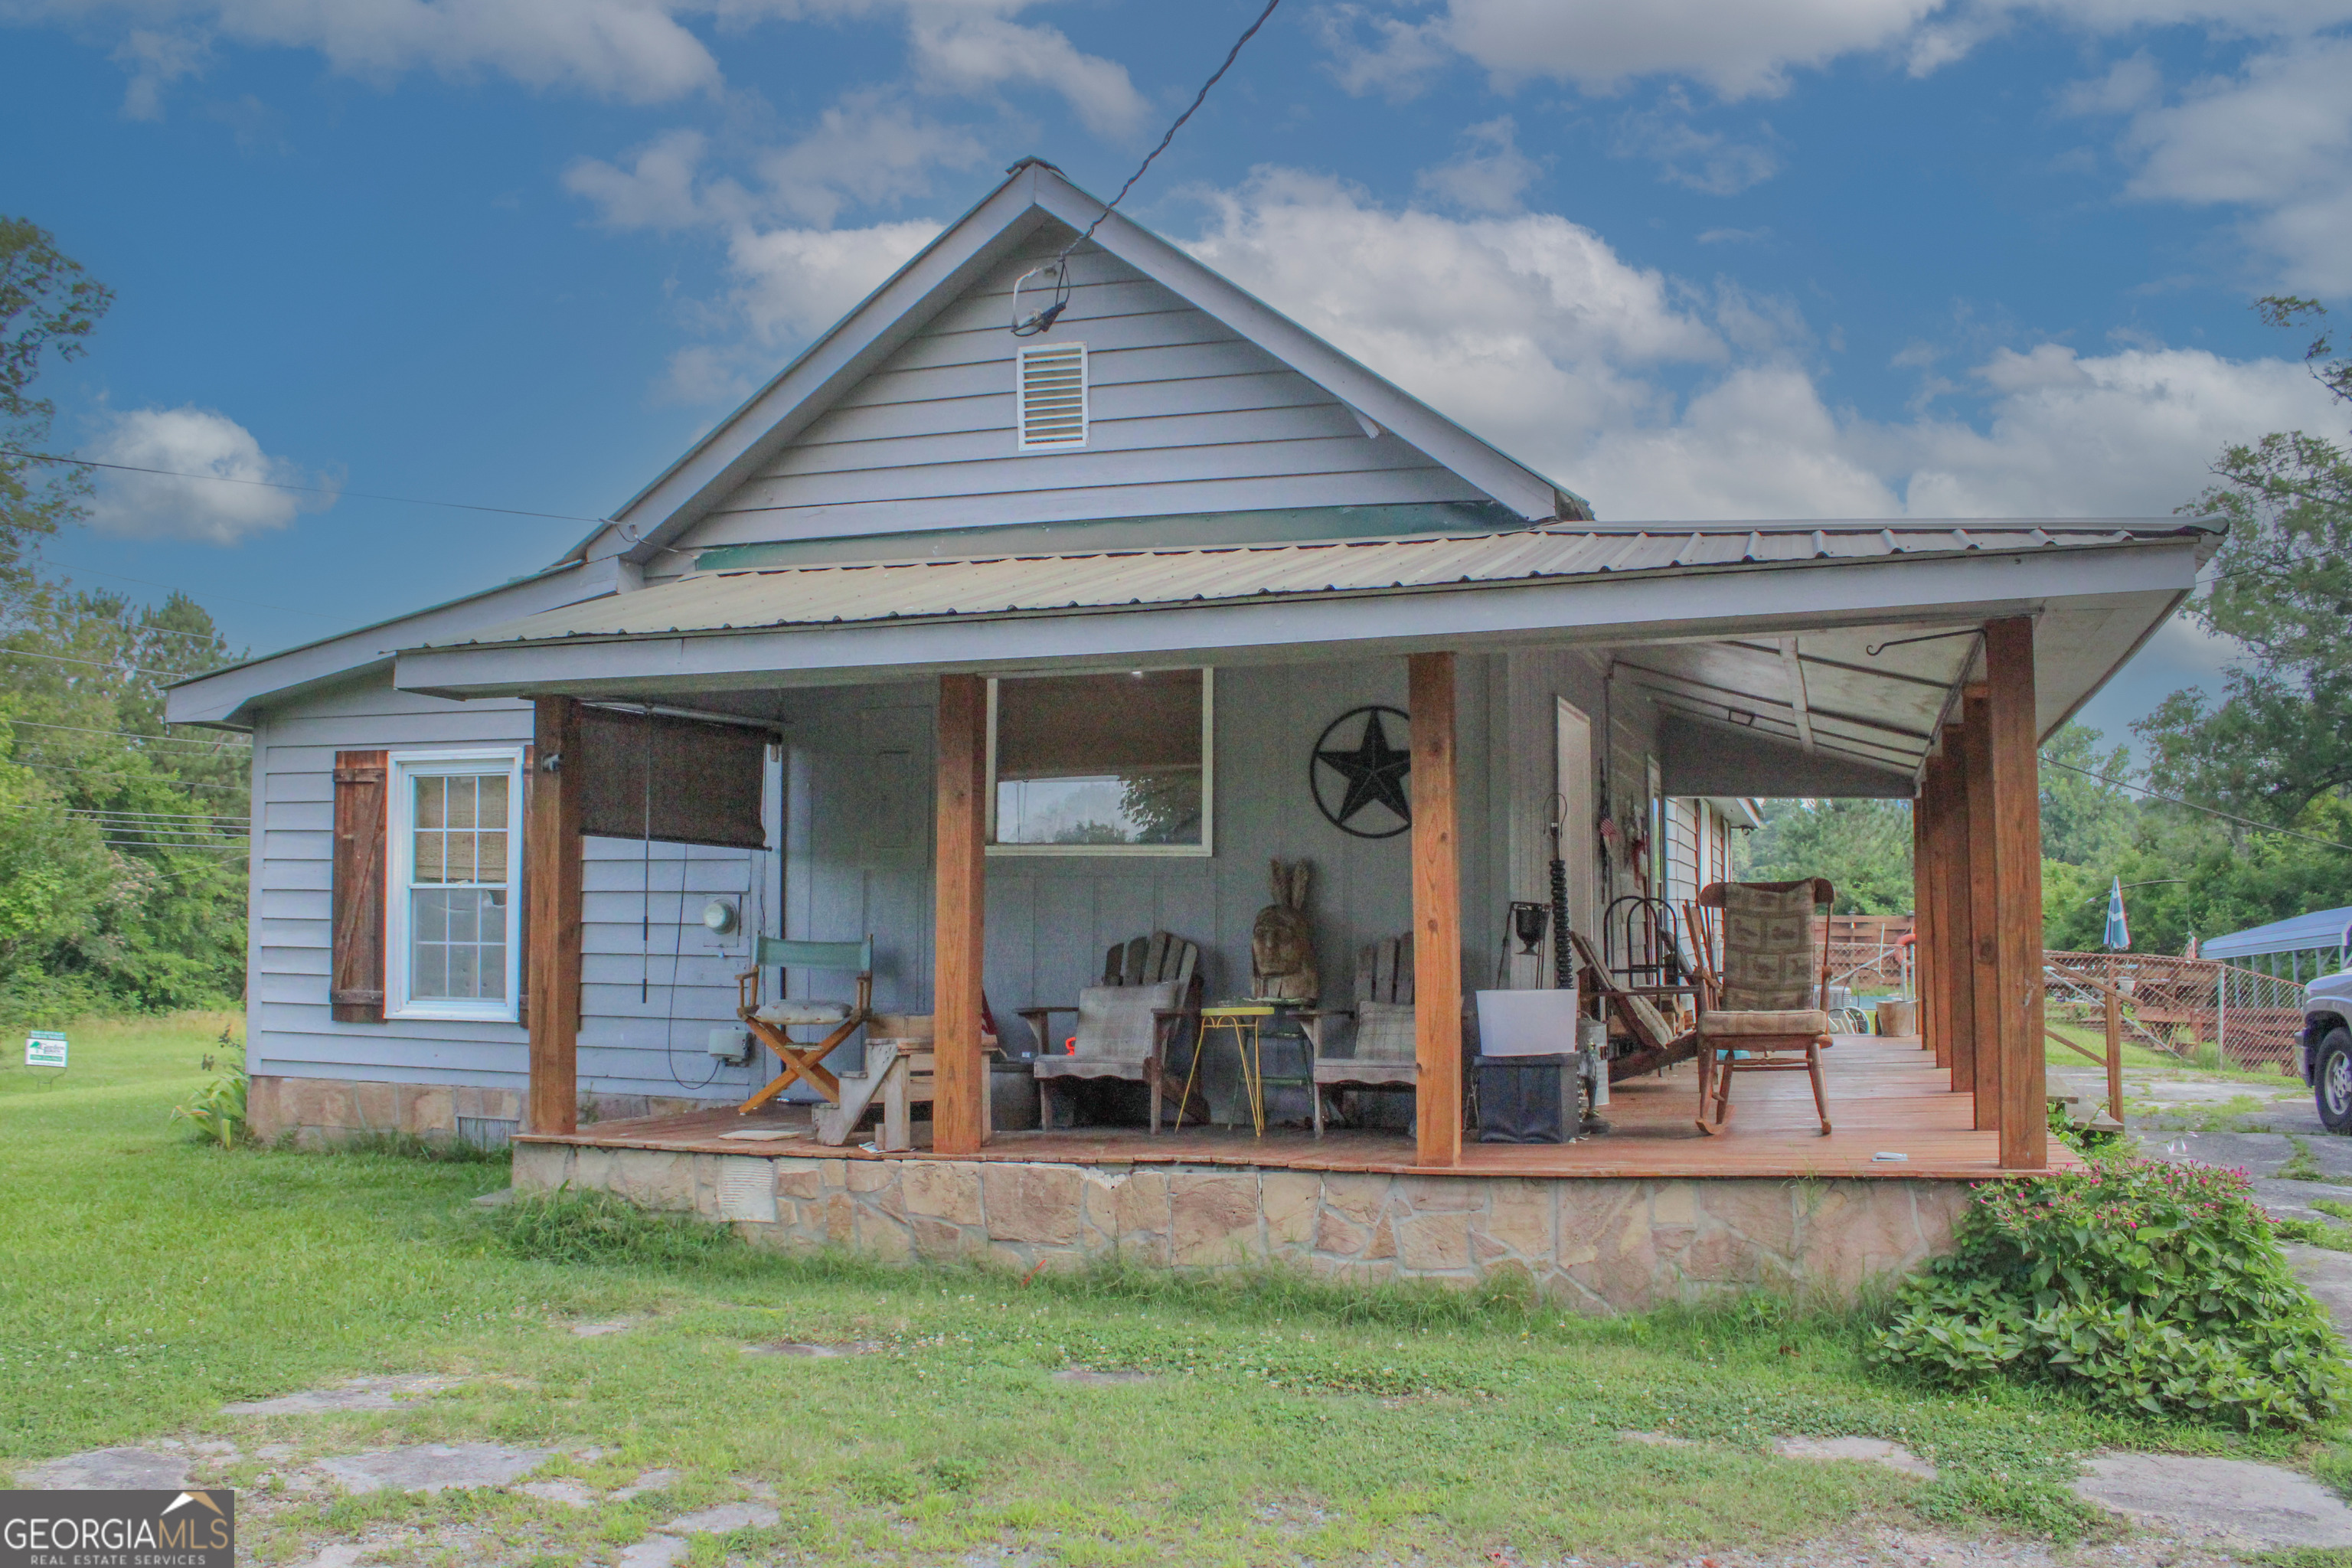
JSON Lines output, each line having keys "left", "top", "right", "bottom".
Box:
{"left": 511, "top": 1142, "right": 1969, "bottom": 1312}
{"left": 248, "top": 1076, "right": 743, "bottom": 1147}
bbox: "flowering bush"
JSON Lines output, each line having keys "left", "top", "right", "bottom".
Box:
{"left": 1873, "top": 1156, "right": 2346, "bottom": 1429}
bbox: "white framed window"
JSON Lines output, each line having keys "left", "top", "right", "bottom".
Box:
{"left": 1016, "top": 341, "right": 1087, "bottom": 450}
{"left": 986, "top": 668, "right": 1212, "bottom": 856}
{"left": 386, "top": 748, "right": 524, "bottom": 1021}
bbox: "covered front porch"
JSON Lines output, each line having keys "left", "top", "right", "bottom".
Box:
{"left": 396, "top": 518, "right": 2203, "bottom": 1301}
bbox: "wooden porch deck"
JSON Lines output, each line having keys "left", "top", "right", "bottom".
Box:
{"left": 523, "top": 1035, "right": 2080, "bottom": 1180}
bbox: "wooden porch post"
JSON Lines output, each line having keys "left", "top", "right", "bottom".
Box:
{"left": 526, "top": 696, "right": 583, "bottom": 1135}
{"left": 1409, "top": 651, "right": 1462, "bottom": 1168}
{"left": 1984, "top": 618, "right": 2047, "bottom": 1168}
{"left": 1961, "top": 692, "right": 2000, "bottom": 1132}
{"left": 1910, "top": 773, "right": 1932, "bottom": 1055}
{"left": 1916, "top": 752, "right": 1948, "bottom": 1070}
{"left": 933, "top": 674, "right": 989, "bottom": 1158}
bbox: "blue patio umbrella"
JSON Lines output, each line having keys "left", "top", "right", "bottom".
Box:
{"left": 2104, "top": 876, "right": 2132, "bottom": 952}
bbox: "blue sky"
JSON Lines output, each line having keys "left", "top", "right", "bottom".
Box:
{"left": 5, "top": 0, "right": 2349, "bottom": 750}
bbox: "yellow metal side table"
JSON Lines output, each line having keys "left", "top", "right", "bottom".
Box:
{"left": 1179, "top": 1003, "right": 1278, "bottom": 1135}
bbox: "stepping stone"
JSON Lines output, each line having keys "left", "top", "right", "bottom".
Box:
{"left": 1618, "top": 1431, "right": 1696, "bottom": 1448}
{"left": 471, "top": 1187, "right": 514, "bottom": 1208}
{"left": 2074, "top": 1452, "right": 2352, "bottom": 1547}
{"left": 17, "top": 1446, "right": 191, "bottom": 1489}
{"left": 520, "top": 1478, "right": 599, "bottom": 1508}
{"left": 223, "top": 1374, "right": 459, "bottom": 1415}
{"left": 289, "top": 1546, "right": 374, "bottom": 1568}
{"left": 616, "top": 1537, "right": 687, "bottom": 1568}
{"left": 315, "top": 1442, "right": 551, "bottom": 1495}
{"left": 610, "top": 1468, "right": 680, "bottom": 1502}
{"left": 742, "top": 1341, "right": 881, "bottom": 1357}
{"left": 1773, "top": 1436, "right": 1938, "bottom": 1480}
{"left": 1053, "top": 1368, "right": 1154, "bottom": 1385}
{"left": 663, "top": 1501, "right": 779, "bottom": 1532}
{"left": 569, "top": 1318, "right": 639, "bottom": 1338}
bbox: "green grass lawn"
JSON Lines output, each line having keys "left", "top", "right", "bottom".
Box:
{"left": 2, "top": 1014, "right": 2341, "bottom": 1566}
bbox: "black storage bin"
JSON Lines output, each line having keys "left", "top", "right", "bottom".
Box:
{"left": 1476, "top": 1054, "right": 1575, "bottom": 1144}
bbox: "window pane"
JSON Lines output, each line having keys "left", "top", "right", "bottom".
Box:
{"left": 993, "top": 671, "right": 1205, "bottom": 846}
{"left": 415, "top": 775, "right": 446, "bottom": 830}
{"left": 414, "top": 830, "right": 446, "bottom": 884}
{"left": 447, "top": 776, "right": 478, "bottom": 831}
{"left": 479, "top": 773, "right": 508, "bottom": 825}
{"left": 447, "top": 829, "right": 478, "bottom": 884}
{"left": 478, "top": 825, "right": 508, "bottom": 883}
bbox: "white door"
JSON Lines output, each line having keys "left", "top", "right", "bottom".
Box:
{"left": 1555, "top": 698, "right": 1598, "bottom": 943}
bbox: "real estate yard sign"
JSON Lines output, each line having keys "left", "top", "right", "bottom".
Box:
{"left": 25, "top": 1031, "right": 67, "bottom": 1070}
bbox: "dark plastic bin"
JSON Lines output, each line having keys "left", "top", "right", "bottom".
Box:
{"left": 1475, "top": 1054, "right": 1576, "bottom": 1144}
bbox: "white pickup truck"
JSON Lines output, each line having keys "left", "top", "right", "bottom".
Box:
{"left": 2306, "top": 970, "right": 2352, "bottom": 1132}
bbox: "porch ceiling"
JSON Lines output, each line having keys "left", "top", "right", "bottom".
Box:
{"left": 393, "top": 519, "right": 2213, "bottom": 759}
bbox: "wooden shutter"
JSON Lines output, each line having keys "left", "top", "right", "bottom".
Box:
{"left": 331, "top": 750, "right": 389, "bottom": 1023}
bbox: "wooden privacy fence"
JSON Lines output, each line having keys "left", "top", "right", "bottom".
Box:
{"left": 2043, "top": 950, "right": 2311, "bottom": 1075}
{"left": 1819, "top": 914, "right": 1914, "bottom": 992}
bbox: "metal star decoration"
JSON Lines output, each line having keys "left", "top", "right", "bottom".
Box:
{"left": 1313, "top": 707, "right": 1412, "bottom": 836}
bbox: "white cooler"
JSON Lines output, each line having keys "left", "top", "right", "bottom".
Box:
{"left": 1474, "top": 987, "right": 1582, "bottom": 1057}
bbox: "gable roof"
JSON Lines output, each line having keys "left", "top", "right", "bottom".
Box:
{"left": 565, "top": 161, "right": 1586, "bottom": 573}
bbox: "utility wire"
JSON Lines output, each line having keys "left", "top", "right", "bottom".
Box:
{"left": 30, "top": 559, "right": 338, "bottom": 623}
{"left": 6, "top": 718, "right": 248, "bottom": 748}
{"left": 0, "top": 646, "right": 185, "bottom": 678}
{"left": 1011, "top": 0, "right": 1282, "bottom": 335}
{"left": 1, "top": 447, "right": 615, "bottom": 526}
{"left": 2040, "top": 754, "right": 2352, "bottom": 854}
{"left": 13, "top": 759, "right": 247, "bottom": 791}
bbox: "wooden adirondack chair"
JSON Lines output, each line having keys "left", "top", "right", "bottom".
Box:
{"left": 1695, "top": 878, "right": 1837, "bottom": 1136}
{"left": 1023, "top": 933, "right": 1204, "bottom": 1133}
{"left": 1566, "top": 928, "right": 1700, "bottom": 1082}
{"left": 1308, "top": 933, "right": 1419, "bottom": 1135}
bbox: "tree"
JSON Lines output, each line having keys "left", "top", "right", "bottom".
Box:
{"left": 0, "top": 217, "right": 112, "bottom": 603}
{"left": 2140, "top": 297, "right": 2352, "bottom": 824}
{"left": 0, "top": 220, "right": 247, "bottom": 1021}
{"left": 1741, "top": 797, "right": 1915, "bottom": 914}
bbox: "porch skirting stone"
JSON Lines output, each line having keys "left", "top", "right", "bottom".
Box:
{"left": 510, "top": 1146, "right": 1970, "bottom": 1312}
{"left": 248, "top": 1074, "right": 733, "bottom": 1146}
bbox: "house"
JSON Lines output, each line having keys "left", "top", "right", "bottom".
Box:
{"left": 168, "top": 160, "right": 2217, "bottom": 1308}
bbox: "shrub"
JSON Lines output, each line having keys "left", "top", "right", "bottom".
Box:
{"left": 170, "top": 1038, "right": 247, "bottom": 1148}
{"left": 483, "top": 1187, "right": 746, "bottom": 1269}
{"left": 1873, "top": 1156, "right": 2345, "bottom": 1429}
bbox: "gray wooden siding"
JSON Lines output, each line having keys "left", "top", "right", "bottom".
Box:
{"left": 247, "top": 672, "right": 779, "bottom": 1103}
{"left": 675, "top": 237, "right": 1487, "bottom": 555}
{"left": 773, "top": 658, "right": 1498, "bottom": 1122}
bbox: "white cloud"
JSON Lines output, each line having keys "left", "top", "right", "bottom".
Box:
{"left": 2092, "top": 38, "right": 2352, "bottom": 291}
{"left": 724, "top": 218, "right": 942, "bottom": 345}
{"left": 1315, "top": 0, "right": 2352, "bottom": 103}
{"left": 1612, "top": 93, "right": 1781, "bottom": 193}
{"left": 753, "top": 91, "right": 990, "bottom": 224}
{"left": 564, "top": 128, "right": 717, "bottom": 230}
{"left": 109, "top": 28, "right": 209, "bottom": 119}
{"left": 1413, "top": 116, "right": 1541, "bottom": 214}
{"left": 907, "top": 14, "right": 1148, "bottom": 137}
{"left": 1177, "top": 172, "right": 2344, "bottom": 522}
{"left": 47, "top": 0, "right": 724, "bottom": 104}
{"left": 82, "top": 407, "right": 325, "bottom": 544}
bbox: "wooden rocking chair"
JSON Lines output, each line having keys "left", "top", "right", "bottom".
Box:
{"left": 1022, "top": 933, "right": 1204, "bottom": 1133}
{"left": 1566, "top": 928, "right": 1700, "bottom": 1081}
{"left": 1309, "top": 933, "right": 1419, "bottom": 1135}
{"left": 1694, "top": 878, "right": 1836, "bottom": 1137}
{"left": 736, "top": 936, "right": 876, "bottom": 1115}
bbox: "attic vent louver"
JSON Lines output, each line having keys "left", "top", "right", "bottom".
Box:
{"left": 1016, "top": 341, "right": 1087, "bottom": 451}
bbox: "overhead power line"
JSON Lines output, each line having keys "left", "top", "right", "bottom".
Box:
{"left": 0, "top": 646, "right": 185, "bottom": 678}
{"left": 7, "top": 718, "right": 248, "bottom": 749}
{"left": 1011, "top": 0, "right": 1282, "bottom": 335}
{"left": 13, "top": 757, "right": 247, "bottom": 791}
{"left": 2040, "top": 753, "right": 2352, "bottom": 853}
{"left": 2, "top": 446, "right": 614, "bottom": 525}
